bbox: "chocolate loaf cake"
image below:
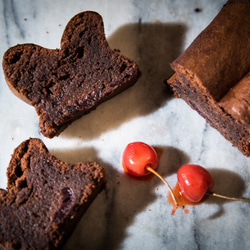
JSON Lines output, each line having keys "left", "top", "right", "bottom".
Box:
{"left": 0, "top": 138, "right": 105, "bottom": 249}
{"left": 167, "top": 0, "right": 250, "bottom": 156}
{"left": 2, "top": 11, "right": 141, "bottom": 138}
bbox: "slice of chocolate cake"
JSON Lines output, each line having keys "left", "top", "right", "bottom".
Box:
{"left": 167, "top": 0, "right": 250, "bottom": 156}
{"left": 2, "top": 11, "right": 141, "bottom": 138}
{"left": 0, "top": 138, "right": 105, "bottom": 249}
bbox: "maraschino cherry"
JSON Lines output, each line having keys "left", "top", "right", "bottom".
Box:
{"left": 122, "top": 142, "right": 250, "bottom": 215}
{"left": 178, "top": 164, "right": 250, "bottom": 203}
{"left": 122, "top": 142, "right": 158, "bottom": 177}
{"left": 122, "top": 142, "right": 178, "bottom": 214}
{"left": 177, "top": 164, "right": 214, "bottom": 203}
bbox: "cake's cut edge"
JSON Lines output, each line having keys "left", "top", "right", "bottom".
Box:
{"left": 0, "top": 138, "right": 106, "bottom": 249}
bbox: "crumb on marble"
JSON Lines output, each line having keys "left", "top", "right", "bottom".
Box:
{"left": 154, "top": 19, "right": 161, "bottom": 23}
{"left": 194, "top": 8, "right": 202, "bottom": 13}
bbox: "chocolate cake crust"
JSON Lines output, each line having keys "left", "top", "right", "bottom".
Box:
{"left": 171, "top": 0, "right": 250, "bottom": 102}
{"left": 168, "top": 0, "right": 250, "bottom": 156}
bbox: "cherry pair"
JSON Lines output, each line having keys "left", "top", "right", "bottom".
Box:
{"left": 122, "top": 142, "right": 250, "bottom": 214}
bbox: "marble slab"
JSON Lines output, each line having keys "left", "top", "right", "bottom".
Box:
{"left": 0, "top": 0, "right": 250, "bottom": 249}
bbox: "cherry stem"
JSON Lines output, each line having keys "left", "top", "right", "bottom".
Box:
{"left": 207, "top": 191, "right": 250, "bottom": 202}
{"left": 146, "top": 166, "right": 178, "bottom": 214}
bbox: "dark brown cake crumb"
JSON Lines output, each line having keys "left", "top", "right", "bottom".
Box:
{"left": 194, "top": 8, "right": 202, "bottom": 13}
{"left": 0, "top": 138, "right": 105, "bottom": 249}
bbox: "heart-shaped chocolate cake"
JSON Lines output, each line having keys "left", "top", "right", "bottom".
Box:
{"left": 0, "top": 138, "right": 105, "bottom": 249}
{"left": 3, "top": 11, "right": 141, "bottom": 138}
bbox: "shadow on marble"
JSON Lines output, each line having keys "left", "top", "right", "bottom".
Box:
{"left": 49, "top": 145, "right": 99, "bottom": 164}
{"left": 52, "top": 145, "right": 188, "bottom": 249}
{"left": 205, "top": 168, "right": 247, "bottom": 219}
{"left": 61, "top": 22, "right": 186, "bottom": 140}
{"left": 155, "top": 144, "right": 190, "bottom": 177}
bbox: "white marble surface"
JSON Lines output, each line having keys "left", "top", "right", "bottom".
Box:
{"left": 1, "top": 0, "right": 250, "bottom": 249}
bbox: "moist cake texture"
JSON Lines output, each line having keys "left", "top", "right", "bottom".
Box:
{"left": 0, "top": 138, "right": 105, "bottom": 249}
{"left": 2, "top": 11, "right": 141, "bottom": 138}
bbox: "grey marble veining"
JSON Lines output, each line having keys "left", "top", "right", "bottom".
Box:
{"left": 0, "top": 0, "right": 250, "bottom": 249}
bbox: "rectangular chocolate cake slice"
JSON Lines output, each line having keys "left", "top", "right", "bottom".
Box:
{"left": 167, "top": 0, "right": 250, "bottom": 156}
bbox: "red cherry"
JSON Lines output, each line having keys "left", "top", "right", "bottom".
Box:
{"left": 122, "top": 142, "right": 158, "bottom": 177}
{"left": 123, "top": 146, "right": 250, "bottom": 215}
{"left": 177, "top": 164, "right": 214, "bottom": 203}
{"left": 122, "top": 142, "right": 179, "bottom": 214}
